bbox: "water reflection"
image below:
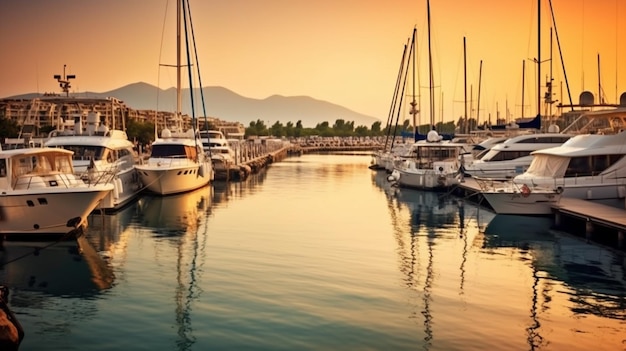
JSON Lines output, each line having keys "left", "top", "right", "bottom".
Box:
{"left": 373, "top": 171, "right": 491, "bottom": 348}
{"left": 0, "top": 202, "right": 136, "bottom": 299}
{"left": 482, "top": 213, "right": 626, "bottom": 348}
{"left": 138, "top": 185, "right": 212, "bottom": 237}
{"left": 87, "top": 200, "right": 140, "bottom": 265}
{"left": 0, "top": 238, "right": 114, "bottom": 297}
{"left": 135, "top": 185, "right": 214, "bottom": 351}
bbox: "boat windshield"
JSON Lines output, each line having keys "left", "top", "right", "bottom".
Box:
{"left": 482, "top": 150, "right": 532, "bottom": 162}
{"left": 203, "top": 141, "right": 226, "bottom": 148}
{"left": 151, "top": 144, "right": 197, "bottom": 159}
{"left": 415, "top": 146, "right": 459, "bottom": 161}
{"left": 51, "top": 145, "right": 107, "bottom": 161}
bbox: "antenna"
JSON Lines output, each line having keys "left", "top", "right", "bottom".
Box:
{"left": 53, "top": 64, "right": 76, "bottom": 97}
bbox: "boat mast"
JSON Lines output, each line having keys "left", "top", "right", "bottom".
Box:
{"left": 409, "top": 27, "right": 419, "bottom": 140}
{"left": 463, "top": 37, "right": 469, "bottom": 134}
{"left": 597, "top": 53, "right": 603, "bottom": 104}
{"left": 463, "top": 37, "right": 467, "bottom": 134}
{"left": 548, "top": 0, "right": 574, "bottom": 110}
{"left": 385, "top": 43, "right": 409, "bottom": 150}
{"left": 427, "top": 0, "right": 435, "bottom": 129}
{"left": 521, "top": 60, "right": 525, "bottom": 118}
{"left": 537, "top": 0, "right": 541, "bottom": 118}
{"left": 176, "top": 0, "right": 182, "bottom": 120}
{"left": 477, "top": 60, "right": 483, "bottom": 128}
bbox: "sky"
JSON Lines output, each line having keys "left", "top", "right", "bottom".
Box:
{"left": 0, "top": 0, "right": 624, "bottom": 126}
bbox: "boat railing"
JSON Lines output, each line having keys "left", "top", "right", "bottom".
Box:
{"left": 79, "top": 164, "right": 118, "bottom": 186}
{"left": 12, "top": 172, "right": 83, "bottom": 190}
{"left": 473, "top": 176, "right": 558, "bottom": 194}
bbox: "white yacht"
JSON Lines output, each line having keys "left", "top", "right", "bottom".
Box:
{"left": 135, "top": 0, "right": 214, "bottom": 195}
{"left": 479, "top": 131, "right": 626, "bottom": 215}
{"left": 389, "top": 130, "right": 470, "bottom": 190}
{"left": 44, "top": 111, "right": 143, "bottom": 211}
{"left": 200, "top": 130, "right": 236, "bottom": 178}
{"left": 135, "top": 127, "right": 213, "bottom": 196}
{"left": 0, "top": 147, "right": 113, "bottom": 238}
{"left": 462, "top": 133, "right": 573, "bottom": 179}
{"left": 475, "top": 178, "right": 563, "bottom": 215}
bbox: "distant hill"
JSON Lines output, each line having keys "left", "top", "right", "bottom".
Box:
{"left": 6, "top": 82, "right": 382, "bottom": 128}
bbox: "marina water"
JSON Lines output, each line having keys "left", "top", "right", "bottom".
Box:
{"left": 3, "top": 153, "right": 625, "bottom": 350}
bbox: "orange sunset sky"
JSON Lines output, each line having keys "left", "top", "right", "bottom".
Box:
{"left": 0, "top": 0, "right": 624, "bottom": 125}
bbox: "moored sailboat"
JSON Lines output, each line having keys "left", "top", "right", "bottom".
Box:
{"left": 135, "top": 0, "right": 213, "bottom": 195}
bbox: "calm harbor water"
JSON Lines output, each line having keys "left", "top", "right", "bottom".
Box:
{"left": 2, "top": 152, "right": 626, "bottom": 351}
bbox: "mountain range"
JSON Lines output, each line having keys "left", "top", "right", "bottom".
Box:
{"left": 7, "top": 82, "right": 382, "bottom": 128}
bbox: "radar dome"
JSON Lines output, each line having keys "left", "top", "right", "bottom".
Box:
{"left": 579, "top": 91, "right": 595, "bottom": 106}
{"left": 426, "top": 130, "right": 442, "bottom": 142}
{"left": 547, "top": 124, "right": 560, "bottom": 133}
{"left": 161, "top": 128, "right": 172, "bottom": 138}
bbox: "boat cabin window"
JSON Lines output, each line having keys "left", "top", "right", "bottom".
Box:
{"left": 12, "top": 154, "right": 53, "bottom": 176}
{"left": 0, "top": 159, "right": 6, "bottom": 177}
{"left": 203, "top": 141, "right": 225, "bottom": 148}
{"left": 416, "top": 147, "right": 458, "bottom": 161}
{"left": 517, "top": 136, "right": 571, "bottom": 144}
{"left": 54, "top": 154, "right": 74, "bottom": 173}
{"left": 52, "top": 145, "right": 106, "bottom": 161}
{"left": 151, "top": 144, "right": 198, "bottom": 159}
{"left": 483, "top": 150, "right": 532, "bottom": 162}
{"left": 564, "top": 154, "right": 625, "bottom": 177}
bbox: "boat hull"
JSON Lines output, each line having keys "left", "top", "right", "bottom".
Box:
{"left": 391, "top": 168, "right": 459, "bottom": 190}
{"left": 93, "top": 167, "right": 143, "bottom": 211}
{"left": 136, "top": 160, "right": 212, "bottom": 195}
{"left": 0, "top": 187, "right": 112, "bottom": 237}
{"left": 481, "top": 190, "right": 560, "bottom": 215}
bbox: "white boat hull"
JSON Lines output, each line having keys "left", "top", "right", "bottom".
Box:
{"left": 0, "top": 187, "right": 112, "bottom": 236}
{"left": 92, "top": 167, "right": 143, "bottom": 211}
{"left": 481, "top": 190, "right": 561, "bottom": 215}
{"left": 392, "top": 168, "right": 459, "bottom": 190}
{"left": 136, "top": 159, "right": 213, "bottom": 195}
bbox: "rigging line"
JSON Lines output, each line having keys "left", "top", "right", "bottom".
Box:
{"left": 156, "top": 0, "right": 171, "bottom": 120}
{"left": 548, "top": 0, "right": 574, "bottom": 110}
{"left": 392, "top": 35, "right": 415, "bottom": 142}
{"left": 426, "top": 0, "right": 435, "bottom": 127}
{"left": 389, "top": 41, "right": 409, "bottom": 148}
{"left": 184, "top": 0, "right": 208, "bottom": 124}
{"left": 185, "top": 0, "right": 213, "bottom": 159}
{"left": 383, "top": 43, "right": 407, "bottom": 151}
{"left": 615, "top": 0, "right": 620, "bottom": 104}
{"left": 181, "top": 0, "right": 202, "bottom": 161}
{"left": 182, "top": 0, "right": 194, "bottom": 122}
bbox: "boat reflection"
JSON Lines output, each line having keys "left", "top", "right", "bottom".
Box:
{"left": 138, "top": 184, "right": 212, "bottom": 237}
{"left": 373, "top": 170, "right": 493, "bottom": 348}
{"left": 212, "top": 167, "right": 269, "bottom": 206}
{"left": 87, "top": 199, "right": 140, "bottom": 260}
{"left": 483, "top": 214, "right": 554, "bottom": 246}
{"left": 0, "top": 238, "right": 114, "bottom": 297}
{"left": 135, "top": 184, "right": 214, "bottom": 350}
{"left": 481, "top": 213, "right": 626, "bottom": 344}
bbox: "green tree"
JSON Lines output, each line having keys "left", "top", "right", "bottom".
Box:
{"left": 270, "top": 121, "right": 284, "bottom": 137}
{"left": 126, "top": 119, "right": 156, "bottom": 146}
{"left": 284, "top": 121, "right": 294, "bottom": 137}
{"left": 371, "top": 121, "right": 382, "bottom": 135}
{"left": 294, "top": 120, "right": 303, "bottom": 137}
{"left": 0, "top": 116, "right": 19, "bottom": 142}
{"left": 354, "top": 125, "right": 369, "bottom": 136}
